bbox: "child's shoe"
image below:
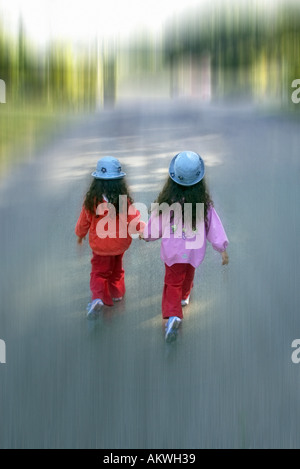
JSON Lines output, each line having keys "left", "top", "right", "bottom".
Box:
{"left": 86, "top": 299, "right": 103, "bottom": 319}
{"left": 181, "top": 295, "right": 190, "bottom": 306}
{"left": 165, "top": 316, "right": 182, "bottom": 343}
{"left": 112, "top": 297, "right": 123, "bottom": 302}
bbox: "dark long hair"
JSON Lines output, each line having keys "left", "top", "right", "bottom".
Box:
{"left": 153, "top": 176, "right": 213, "bottom": 229}
{"left": 84, "top": 178, "right": 133, "bottom": 215}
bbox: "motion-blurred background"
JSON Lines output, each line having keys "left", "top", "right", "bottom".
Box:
{"left": 0, "top": 0, "right": 299, "bottom": 176}
{"left": 1, "top": 0, "right": 300, "bottom": 450}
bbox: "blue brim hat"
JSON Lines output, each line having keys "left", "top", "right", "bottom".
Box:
{"left": 91, "top": 156, "right": 126, "bottom": 180}
{"left": 169, "top": 151, "right": 205, "bottom": 186}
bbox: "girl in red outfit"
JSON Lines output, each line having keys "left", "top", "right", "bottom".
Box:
{"left": 75, "top": 156, "right": 143, "bottom": 318}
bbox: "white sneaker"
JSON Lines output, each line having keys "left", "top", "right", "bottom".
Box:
{"left": 86, "top": 299, "right": 103, "bottom": 319}
{"left": 165, "top": 316, "right": 182, "bottom": 342}
{"left": 112, "top": 297, "right": 123, "bottom": 302}
{"left": 181, "top": 295, "right": 190, "bottom": 306}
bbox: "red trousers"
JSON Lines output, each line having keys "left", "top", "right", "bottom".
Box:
{"left": 162, "top": 263, "right": 195, "bottom": 319}
{"left": 90, "top": 252, "right": 125, "bottom": 306}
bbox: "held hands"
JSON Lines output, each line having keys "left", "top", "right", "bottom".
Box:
{"left": 77, "top": 236, "right": 85, "bottom": 245}
{"left": 221, "top": 250, "right": 229, "bottom": 265}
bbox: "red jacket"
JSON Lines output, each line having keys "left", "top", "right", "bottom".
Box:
{"left": 75, "top": 200, "right": 144, "bottom": 256}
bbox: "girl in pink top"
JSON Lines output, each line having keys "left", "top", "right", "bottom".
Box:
{"left": 141, "top": 151, "right": 229, "bottom": 342}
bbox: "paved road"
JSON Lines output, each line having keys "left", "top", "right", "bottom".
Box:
{"left": 0, "top": 99, "right": 300, "bottom": 449}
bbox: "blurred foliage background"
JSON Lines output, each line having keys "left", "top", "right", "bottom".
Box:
{"left": 0, "top": 0, "right": 300, "bottom": 175}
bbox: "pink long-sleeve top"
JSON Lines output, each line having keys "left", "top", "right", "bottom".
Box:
{"left": 142, "top": 205, "right": 228, "bottom": 268}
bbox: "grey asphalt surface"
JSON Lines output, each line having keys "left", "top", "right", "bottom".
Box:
{"left": 0, "top": 99, "right": 300, "bottom": 449}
